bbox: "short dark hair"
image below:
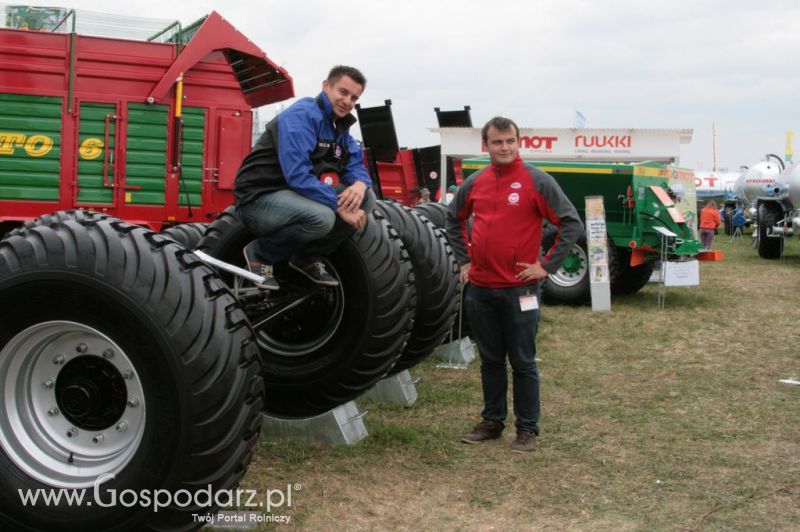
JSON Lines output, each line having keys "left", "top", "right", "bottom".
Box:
{"left": 481, "top": 116, "right": 519, "bottom": 144}
{"left": 327, "top": 65, "right": 367, "bottom": 88}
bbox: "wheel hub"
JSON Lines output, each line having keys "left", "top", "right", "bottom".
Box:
{"left": 246, "top": 259, "right": 346, "bottom": 357}
{"left": 56, "top": 356, "right": 127, "bottom": 430}
{"left": 0, "top": 321, "right": 146, "bottom": 488}
{"left": 549, "top": 245, "right": 589, "bottom": 287}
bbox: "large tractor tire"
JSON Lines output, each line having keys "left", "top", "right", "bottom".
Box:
{"left": 7, "top": 209, "right": 104, "bottom": 236}
{"left": 609, "top": 246, "right": 655, "bottom": 295}
{"left": 197, "top": 206, "right": 415, "bottom": 418}
{"left": 0, "top": 212, "right": 263, "bottom": 531}
{"left": 756, "top": 203, "right": 782, "bottom": 259}
{"left": 413, "top": 201, "right": 471, "bottom": 339}
{"left": 413, "top": 202, "right": 448, "bottom": 229}
{"left": 160, "top": 222, "right": 208, "bottom": 250}
{"left": 541, "top": 228, "right": 590, "bottom": 305}
{"left": 376, "top": 200, "right": 460, "bottom": 374}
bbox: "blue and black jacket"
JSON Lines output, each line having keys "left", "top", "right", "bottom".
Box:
{"left": 234, "top": 91, "right": 371, "bottom": 210}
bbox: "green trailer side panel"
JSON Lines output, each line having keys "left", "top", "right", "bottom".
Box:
{"left": 76, "top": 102, "right": 116, "bottom": 204}
{"left": 179, "top": 107, "right": 204, "bottom": 207}
{"left": 0, "top": 93, "right": 62, "bottom": 201}
{"left": 125, "top": 103, "right": 168, "bottom": 205}
{"left": 461, "top": 157, "right": 700, "bottom": 256}
{"left": 462, "top": 158, "right": 641, "bottom": 226}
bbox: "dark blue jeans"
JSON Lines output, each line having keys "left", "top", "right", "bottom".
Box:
{"left": 465, "top": 284, "right": 541, "bottom": 434}
{"left": 236, "top": 189, "right": 355, "bottom": 265}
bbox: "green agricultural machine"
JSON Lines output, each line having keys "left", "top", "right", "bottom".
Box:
{"left": 461, "top": 158, "right": 705, "bottom": 303}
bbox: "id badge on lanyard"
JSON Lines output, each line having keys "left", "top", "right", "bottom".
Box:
{"left": 519, "top": 287, "right": 539, "bottom": 312}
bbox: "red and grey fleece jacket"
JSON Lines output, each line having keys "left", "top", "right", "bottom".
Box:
{"left": 445, "top": 157, "right": 583, "bottom": 288}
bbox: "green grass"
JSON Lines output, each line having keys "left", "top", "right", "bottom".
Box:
{"left": 242, "top": 232, "right": 800, "bottom": 530}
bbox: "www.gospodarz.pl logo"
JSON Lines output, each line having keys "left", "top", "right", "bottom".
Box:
{"left": 17, "top": 473, "right": 299, "bottom": 516}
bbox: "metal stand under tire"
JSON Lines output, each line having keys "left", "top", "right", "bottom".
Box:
{"left": 260, "top": 402, "right": 368, "bottom": 445}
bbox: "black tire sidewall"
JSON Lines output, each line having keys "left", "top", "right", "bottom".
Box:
{"left": 0, "top": 273, "right": 186, "bottom": 531}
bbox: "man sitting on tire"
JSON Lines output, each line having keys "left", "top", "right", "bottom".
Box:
{"left": 233, "top": 65, "right": 372, "bottom": 289}
{"left": 446, "top": 116, "right": 582, "bottom": 453}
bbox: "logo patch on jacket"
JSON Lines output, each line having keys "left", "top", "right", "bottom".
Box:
{"left": 508, "top": 192, "right": 520, "bottom": 205}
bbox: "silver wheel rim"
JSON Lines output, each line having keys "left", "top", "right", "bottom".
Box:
{"left": 0, "top": 321, "right": 146, "bottom": 488}
{"left": 549, "top": 245, "right": 589, "bottom": 288}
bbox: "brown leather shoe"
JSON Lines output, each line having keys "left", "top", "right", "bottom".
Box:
{"left": 461, "top": 420, "right": 503, "bottom": 444}
{"left": 510, "top": 429, "right": 537, "bottom": 453}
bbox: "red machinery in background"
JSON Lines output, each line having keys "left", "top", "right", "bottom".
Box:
{"left": 356, "top": 100, "right": 469, "bottom": 206}
{"left": 0, "top": 8, "right": 293, "bottom": 232}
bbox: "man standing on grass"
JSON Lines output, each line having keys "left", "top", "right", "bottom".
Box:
{"left": 446, "top": 116, "right": 582, "bottom": 452}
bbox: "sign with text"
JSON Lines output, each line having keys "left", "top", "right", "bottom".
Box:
{"left": 585, "top": 196, "right": 610, "bottom": 311}
{"left": 663, "top": 260, "right": 700, "bottom": 287}
{"left": 432, "top": 127, "right": 692, "bottom": 162}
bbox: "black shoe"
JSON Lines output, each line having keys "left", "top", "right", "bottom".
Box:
{"left": 510, "top": 429, "right": 537, "bottom": 453}
{"left": 243, "top": 243, "right": 280, "bottom": 290}
{"left": 289, "top": 259, "right": 339, "bottom": 286}
{"left": 460, "top": 419, "right": 503, "bottom": 444}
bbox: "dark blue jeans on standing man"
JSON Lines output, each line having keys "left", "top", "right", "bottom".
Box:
{"left": 465, "top": 283, "right": 541, "bottom": 434}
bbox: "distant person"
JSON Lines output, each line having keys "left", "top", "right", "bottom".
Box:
{"left": 445, "top": 184, "right": 458, "bottom": 205}
{"left": 731, "top": 205, "right": 747, "bottom": 239}
{"left": 699, "top": 200, "right": 721, "bottom": 249}
{"left": 416, "top": 187, "right": 431, "bottom": 205}
{"left": 446, "top": 116, "right": 582, "bottom": 453}
{"left": 233, "top": 65, "right": 371, "bottom": 290}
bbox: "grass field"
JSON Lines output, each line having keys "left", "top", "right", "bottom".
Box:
{"left": 241, "top": 232, "right": 800, "bottom": 530}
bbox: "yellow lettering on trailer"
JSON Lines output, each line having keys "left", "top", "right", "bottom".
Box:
{"left": 79, "top": 138, "right": 104, "bottom": 160}
{"left": 24, "top": 135, "right": 53, "bottom": 157}
{"left": 0, "top": 132, "right": 54, "bottom": 156}
{"left": 0, "top": 132, "right": 27, "bottom": 154}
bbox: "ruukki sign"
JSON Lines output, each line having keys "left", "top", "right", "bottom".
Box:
{"left": 431, "top": 127, "right": 692, "bottom": 163}
{"left": 574, "top": 134, "right": 632, "bottom": 149}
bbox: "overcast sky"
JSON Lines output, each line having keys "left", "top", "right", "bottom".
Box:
{"left": 20, "top": 0, "right": 800, "bottom": 172}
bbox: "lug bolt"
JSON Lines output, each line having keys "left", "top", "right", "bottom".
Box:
{"left": 92, "top": 433, "right": 104, "bottom": 444}
{"left": 53, "top": 355, "right": 65, "bottom": 365}
{"left": 67, "top": 428, "right": 78, "bottom": 438}
{"left": 102, "top": 349, "right": 114, "bottom": 359}
{"left": 122, "top": 370, "right": 133, "bottom": 380}
{"left": 42, "top": 380, "right": 54, "bottom": 390}
{"left": 127, "top": 397, "right": 140, "bottom": 408}
{"left": 76, "top": 343, "right": 88, "bottom": 353}
{"left": 115, "top": 422, "right": 128, "bottom": 433}
{"left": 47, "top": 407, "right": 59, "bottom": 416}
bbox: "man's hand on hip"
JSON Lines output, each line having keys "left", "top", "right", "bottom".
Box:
{"left": 338, "top": 181, "right": 367, "bottom": 213}
{"left": 515, "top": 261, "right": 549, "bottom": 282}
{"left": 459, "top": 263, "right": 471, "bottom": 284}
{"left": 337, "top": 207, "right": 367, "bottom": 230}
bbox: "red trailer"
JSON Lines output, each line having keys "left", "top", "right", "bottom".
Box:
{"left": 0, "top": 9, "right": 293, "bottom": 232}
{"left": 356, "top": 99, "right": 466, "bottom": 206}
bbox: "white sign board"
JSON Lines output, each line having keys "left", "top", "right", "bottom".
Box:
{"left": 431, "top": 127, "right": 692, "bottom": 162}
{"left": 585, "top": 196, "right": 610, "bottom": 312}
{"left": 663, "top": 260, "right": 700, "bottom": 287}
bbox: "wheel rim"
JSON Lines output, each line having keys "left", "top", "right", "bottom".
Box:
{"left": 549, "top": 244, "right": 588, "bottom": 287}
{"left": 251, "top": 260, "right": 346, "bottom": 357}
{"left": 0, "top": 321, "right": 146, "bottom": 488}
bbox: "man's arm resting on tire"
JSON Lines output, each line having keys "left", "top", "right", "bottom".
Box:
{"left": 338, "top": 134, "right": 372, "bottom": 212}
{"left": 338, "top": 181, "right": 367, "bottom": 213}
{"left": 337, "top": 206, "right": 366, "bottom": 230}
